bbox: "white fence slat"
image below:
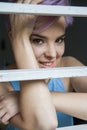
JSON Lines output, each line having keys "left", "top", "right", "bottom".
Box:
{"left": 0, "top": 2, "right": 87, "bottom": 17}
{"left": 0, "top": 66, "right": 87, "bottom": 82}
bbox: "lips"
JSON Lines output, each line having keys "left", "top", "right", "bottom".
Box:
{"left": 39, "top": 61, "right": 56, "bottom": 68}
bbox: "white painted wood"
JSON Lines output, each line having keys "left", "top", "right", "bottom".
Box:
{"left": 0, "top": 66, "right": 87, "bottom": 82}
{"left": 56, "top": 124, "right": 87, "bottom": 130}
{"left": 0, "top": 2, "right": 87, "bottom": 17}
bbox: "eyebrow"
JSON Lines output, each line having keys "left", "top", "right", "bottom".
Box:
{"left": 58, "top": 34, "right": 66, "bottom": 39}
{"left": 31, "top": 34, "right": 47, "bottom": 39}
{"left": 31, "top": 33, "right": 66, "bottom": 39}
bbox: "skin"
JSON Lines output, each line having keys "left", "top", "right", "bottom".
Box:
{"left": 0, "top": 0, "right": 87, "bottom": 130}
{"left": 0, "top": 0, "right": 58, "bottom": 130}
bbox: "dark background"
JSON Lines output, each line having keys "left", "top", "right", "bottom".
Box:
{"left": 0, "top": 0, "right": 87, "bottom": 126}
{"left": 65, "top": 0, "right": 87, "bottom": 66}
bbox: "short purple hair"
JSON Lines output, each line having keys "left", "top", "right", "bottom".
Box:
{"left": 6, "top": 0, "right": 73, "bottom": 33}
{"left": 40, "top": 0, "right": 69, "bottom": 5}
{"left": 33, "top": 0, "right": 73, "bottom": 33}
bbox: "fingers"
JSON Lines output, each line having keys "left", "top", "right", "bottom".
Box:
{"left": 0, "top": 106, "right": 10, "bottom": 124}
{"left": 0, "top": 113, "right": 10, "bottom": 125}
{"left": 31, "top": 0, "right": 42, "bottom": 4}
{"left": 17, "top": 0, "right": 31, "bottom": 3}
{"left": 15, "top": 0, "right": 43, "bottom": 4}
{"left": 0, "top": 108, "right": 6, "bottom": 119}
{"left": 17, "top": 0, "right": 23, "bottom": 3}
{"left": 23, "top": 0, "right": 32, "bottom": 3}
{"left": 19, "top": 0, "right": 42, "bottom": 4}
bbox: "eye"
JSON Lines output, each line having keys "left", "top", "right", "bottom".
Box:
{"left": 56, "top": 35, "right": 65, "bottom": 45}
{"left": 31, "top": 38, "right": 44, "bottom": 45}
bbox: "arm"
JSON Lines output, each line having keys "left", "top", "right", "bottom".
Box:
{"left": 9, "top": 81, "right": 57, "bottom": 130}
{"left": 51, "top": 92, "right": 87, "bottom": 120}
{"left": 9, "top": 0, "right": 57, "bottom": 130}
{"left": 10, "top": 31, "right": 57, "bottom": 130}
{"left": 1, "top": 91, "right": 87, "bottom": 126}
{"left": 11, "top": 25, "right": 57, "bottom": 130}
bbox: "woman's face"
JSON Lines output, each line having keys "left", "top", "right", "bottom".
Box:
{"left": 30, "top": 16, "right": 66, "bottom": 68}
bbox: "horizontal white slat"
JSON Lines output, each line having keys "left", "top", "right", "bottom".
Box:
{"left": 56, "top": 124, "right": 87, "bottom": 130}
{"left": 0, "top": 2, "right": 87, "bottom": 17}
{"left": 0, "top": 66, "right": 87, "bottom": 82}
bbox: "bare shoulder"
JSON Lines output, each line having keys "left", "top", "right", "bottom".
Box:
{"left": 62, "top": 56, "right": 84, "bottom": 67}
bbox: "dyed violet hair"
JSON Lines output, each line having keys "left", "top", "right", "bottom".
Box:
{"left": 6, "top": 0, "right": 73, "bottom": 33}
{"left": 33, "top": 0, "right": 73, "bottom": 33}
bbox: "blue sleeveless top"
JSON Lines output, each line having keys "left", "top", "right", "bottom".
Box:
{"left": 6, "top": 78, "right": 73, "bottom": 130}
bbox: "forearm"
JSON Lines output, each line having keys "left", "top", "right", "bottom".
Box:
{"left": 9, "top": 81, "right": 57, "bottom": 130}
{"left": 20, "top": 80, "right": 57, "bottom": 130}
{"left": 10, "top": 92, "right": 87, "bottom": 129}
{"left": 51, "top": 92, "right": 87, "bottom": 120}
{"left": 11, "top": 38, "right": 57, "bottom": 130}
{"left": 12, "top": 34, "right": 38, "bottom": 69}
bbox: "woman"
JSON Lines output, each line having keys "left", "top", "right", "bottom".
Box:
{"left": 0, "top": 0, "right": 87, "bottom": 130}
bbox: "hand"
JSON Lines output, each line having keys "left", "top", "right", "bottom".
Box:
{"left": 0, "top": 91, "right": 19, "bottom": 125}
{"left": 10, "top": 0, "right": 42, "bottom": 41}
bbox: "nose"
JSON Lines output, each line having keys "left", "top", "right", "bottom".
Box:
{"left": 45, "top": 44, "right": 57, "bottom": 59}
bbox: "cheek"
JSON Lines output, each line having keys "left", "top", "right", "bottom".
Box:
{"left": 32, "top": 46, "right": 43, "bottom": 59}
{"left": 56, "top": 44, "right": 65, "bottom": 56}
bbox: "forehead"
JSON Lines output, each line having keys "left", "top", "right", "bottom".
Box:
{"left": 33, "top": 16, "right": 66, "bottom": 34}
